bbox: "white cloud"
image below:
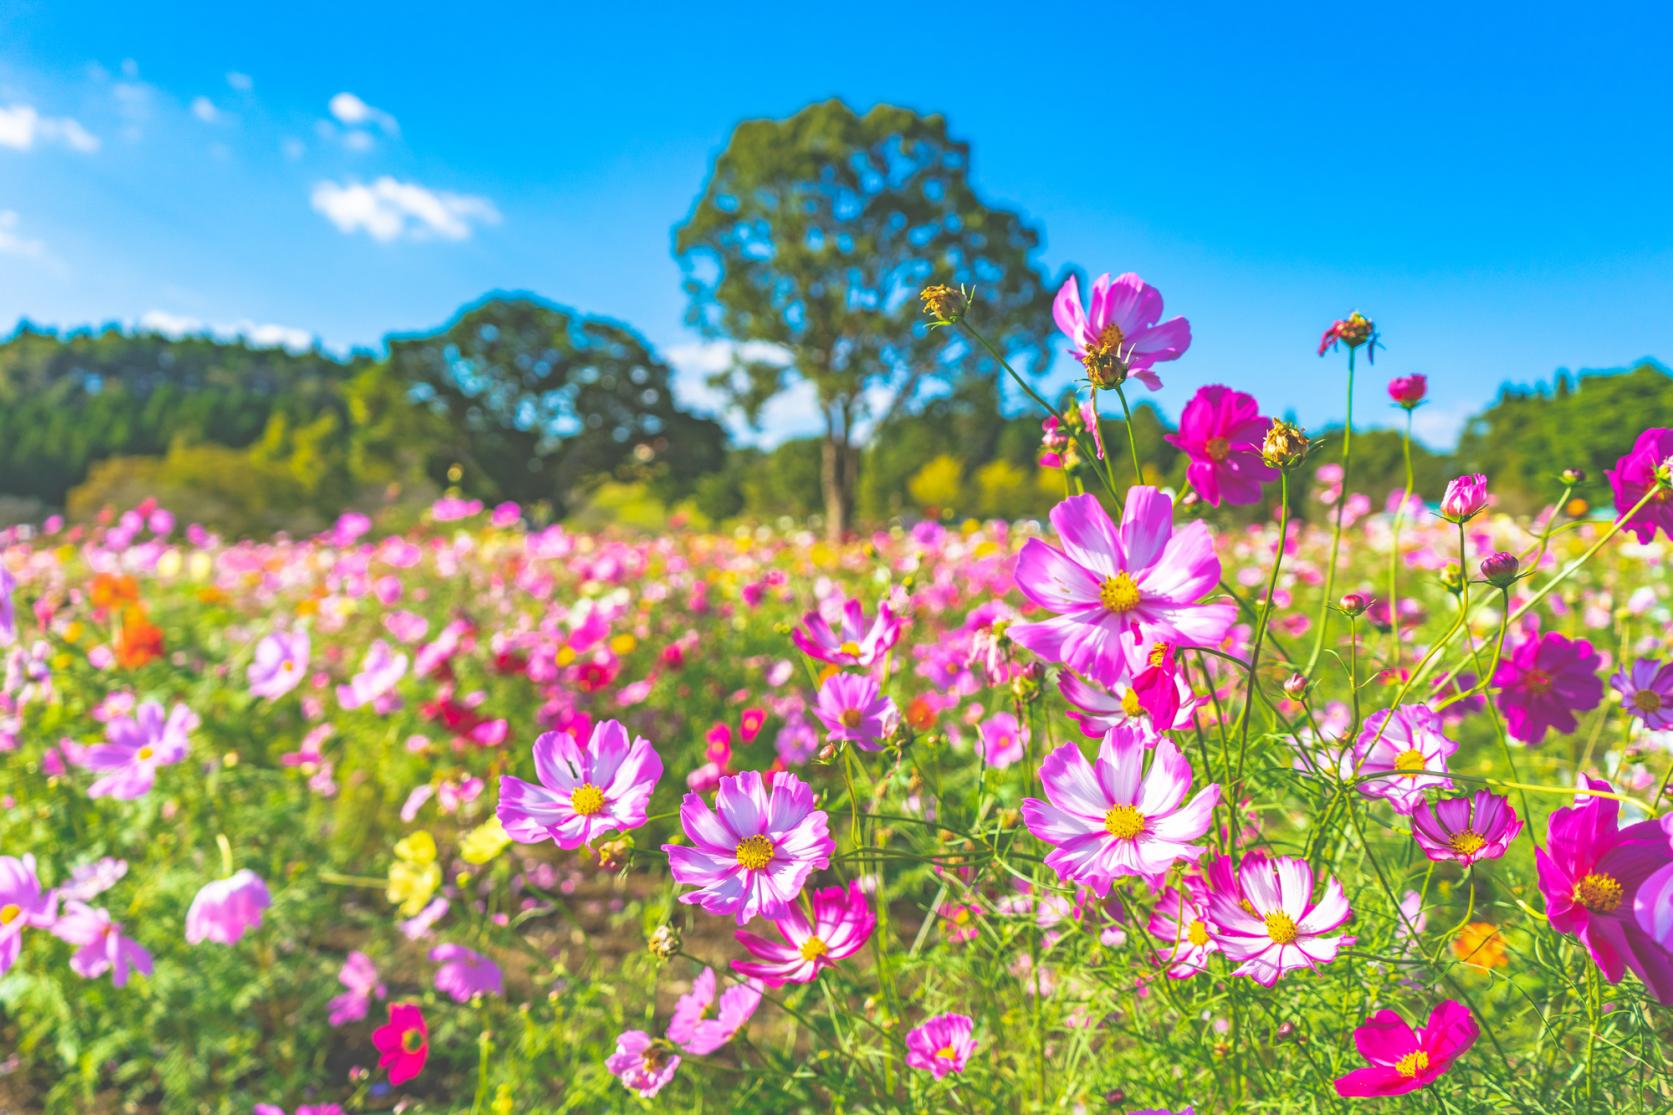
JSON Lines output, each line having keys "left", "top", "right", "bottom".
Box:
{"left": 1410, "top": 401, "right": 1473, "bottom": 450}
{"left": 226, "top": 71, "right": 253, "bottom": 92}
{"left": 0, "top": 210, "right": 45, "bottom": 259}
{"left": 310, "top": 177, "right": 500, "bottom": 243}
{"left": 138, "top": 310, "right": 315, "bottom": 353}
{"left": 190, "top": 96, "right": 220, "bottom": 123}
{"left": 0, "top": 104, "right": 100, "bottom": 153}
{"left": 328, "top": 91, "right": 397, "bottom": 134}
{"left": 280, "top": 136, "right": 305, "bottom": 161}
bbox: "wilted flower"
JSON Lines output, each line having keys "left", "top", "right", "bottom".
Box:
{"left": 1260, "top": 419, "right": 1309, "bottom": 470}
{"left": 1318, "top": 312, "right": 1376, "bottom": 360}
{"left": 919, "top": 283, "right": 968, "bottom": 325}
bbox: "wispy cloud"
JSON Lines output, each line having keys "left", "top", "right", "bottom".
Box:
{"left": 0, "top": 104, "right": 100, "bottom": 153}
{"left": 225, "top": 72, "right": 253, "bottom": 92}
{"left": 0, "top": 210, "right": 46, "bottom": 259}
{"left": 310, "top": 177, "right": 500, "bottom": 243}
{"left": 190, "top": 96, "right": 222, "bottom": 124}
{"left": 328, "top": 92, "right": 398, "bottom": 134}
{"left": 138, "top": 310, "right": 315, "bottom": 353}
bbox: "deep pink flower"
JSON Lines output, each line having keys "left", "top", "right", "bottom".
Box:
{"left": 1387, "top": 374, "right": 1427, "bottom": 409}
{"left": 732, "top": 880, "right": 875, "bottom": 986}
{"left": 1022, "top": 725, "right": 1219, "bottom": 893}
{"left": 1009, "top": 490, "right": 1234, "bottom": 685}
{"left": 664, "top": 770, "right": 833, "bottom": 925}
{"left": 185, "top": 869, "right": 271, "bottom": 946}
{"left": 1438, "top": 474, "right": 1488, "bottom": 523}
{"left": 1053, "top": 273, "right": 1190, "bottom": 391}
{"left": 1318, "top": 312, "right": 1376, "bottom": 361}
{"left": 1637, "top": 859, "right": 1673, "bottom": 952}
{"left": 328, "top": 950, "right": 384, "bottom": 1025}
{"left": 1163, "top": 385, "right": 1276, "bottom": 507}
{"left": 1204, "top": 854, "right": 1354, "bottom": 986}
{"left": 666, "top": 966, "right": 763, "bottom": 1054}
{"left": 606, "top": 1030, "right": 680, "bottom": 1097}
{"left": 0, "top": 565, "right": 15, "bottom": 646}
{"left": 52, "top": 900, "right": 152, "bottom": 988}
{"left": 1492, "top": 631, "right": 1604, "bottom": 745}
{"left": 253, "top": 1105, "right": 342, "bottom": 1115}
{"left": 1334, "top": 999, "right": 1478, "bottom": 1097}
{"left": 792, "top": 598, "right": 901, "bottom": 668}
{"left": 811, "top": 673, "right": 895, "bottom": 752}
{"left": 1057, "top": 666, "right": 1199, "bottom": 737}
{"left": 976, "top": 711, "right": 1025, "bottom": 768}
{"left": 1408, "top": 791, "right": 1522, "bottom": 867}
{"left": 1535, "top": 779, "right": 1673, "bottom": 1003}
{"left": 430, "top": 943, "right": 502, "bottom": 1002}
{"left": 1352, "top": 704, "right": 1458, "bottom": 815}
{"left": 248, "top": 629, "right": 309, "bottom": 700}
{"left": 904, "top": 1012, "right": 976, "bottom": 1078}
{"left": 0, "top": 854, "right": 54, "bottom": 976}
{"left": 77, "top": 700, "right": 196, "bottom": 799}
{"left": 370, "top": 1003, "right": 428, "bottom": 1086}
{"left": 1148, "top": 882, "right": 1218, "bottom": 979}
{"left": 1611, "top": 658, "right": 1673, "bottom": 730}
{"left": 1605, "top": 427, "right": 1673, "bottom": 543}
{"left": 498, "top": 720, "right": 662, "bottom": 849}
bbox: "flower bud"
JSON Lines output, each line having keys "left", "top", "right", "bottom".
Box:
{"left": 1282, "top": 673, "right": 1310, "bottom": 700}
{"left": 918, "top": 283, "right": 968, "bottom": 325}
{"left": 1439, "top": 473, "right": 1489, "bottom": 523}
{"left": 1479, "top": 551, "right": 1519, "bottom": 588}
{"left": 1386, "top": 374, "right": 1427, "bottom": 410}
{"left": 1560, "top": 468, "right": 1586, "bottom": 486}
{"left": 1338, "top": 592, "right": 1370, "bottom": 617}
{"left": 647, "top": 924, "right": 681, "bottom": 960}
{"left": 1261, "top": 419, "right": 1310, "bottom": 470}
{"left": 1440, "top": 564, "right": 1464, "bottom": 594}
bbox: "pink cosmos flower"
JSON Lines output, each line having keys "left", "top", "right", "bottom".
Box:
{"left": 1052, "top": 272, "right": 1191, "bottom": 391}
{"left": 666, "top": 967, "right": 764, "bottom": 1054}
{"left": 1162, "top": 385, "right": 1277, "bottom": 507}
{"left": 497, "top": 720, "right": 662, "bottom": 849}
{"left": 371, "top": 1003, "right": 428, "bottom": 1086}
{"left": 664, "top": 770, "right": 833, "bottom": 925}
{"left": 1438, "top": 474, "right": 1488, "bottom": 523}
{"left": 430, "top": 943, "right": 503, "bottom": 1002}
{"left": 1611, "top": 658, "right": 1673, "bottom": 730}
{"left": 792, "top": 598, "right": 902, "bottom": 668}
{"left": 0, "top": 565, "right": 14, "bottom": 646}
{"left": 976, "top": 711, "right": 1025, "bottom": 768}
{"left": 1058, "top": 666, "right": 1199, "bottom": 736}
{"left": 606, "top": 1030, "right": 680, "bottom": 1097}
{"left": 1148, "top": 882, "right": 1218, "bottom": 979}
{"left": 904, "top": 1012, "right": 976, "bottom": 1079}
{"left": 336, "top": 640, "right": 407, "bottom": 710}
{"left": 811, "top": 673, "right": 895, "bottom": 752}
{"left": 1637, "top": 860, "right": 1673, "bottom": 953}
{"left": 328, "top": 950, "right": 385, "bottom": 1025}
{"left": 52, "top": 900, "right": 153, "bottom": 988}
{"left": 1334, "top": 1000, "right": 1478, "bottom": 1098}
{"left": 1009, "top": 490, "right": 1234, "bottom": 685}
{"left": 1318, "top": 312, "right": 1376, "bottom": 360}
{"left": 1605, "top": 427, "right": 1673, "bottom": 543}
{"left": 1387, "top": 374, "right": 1427, "bottom": 409}
{"left": 732, "top": 880, "right": 875, "bottom": 986}
{"left": 253, "top": 1105, "right": 343, "bottom": 1115}
{"left": 61, "top": 857, "right": 126, "bottom": 902}
{"left": 1408, "top": 791, "right": 1522, "bottom": 867}
{"left": 1352, "top": 705, "right": 1458, "bottom": 815}
{"left": 1204, "top": 854, "right": 1354, "bottom": 986}
{"left": 1535, "top": 779, "right": 1673, "bottom": 1003}
{"left": 248, "top": 629, "right": 309, "bottom": 700}
{"left": 1022, "top": 724, "right": 1219, "bottom": 893}
{"left": 185, "top": 869, "right": 271, "bottom": 946}
{"left": 0, "top": 854, "right": 54, "bottom": 976}
{"left": 78, "top": 700, "right": 196, "bottom": 799}
{"left": 1492, "top": 631, "right": 1604, "bottom": 745}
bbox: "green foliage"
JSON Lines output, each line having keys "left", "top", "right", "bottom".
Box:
{"left": 67, "top": 443, "right": 324, "bottom": 537}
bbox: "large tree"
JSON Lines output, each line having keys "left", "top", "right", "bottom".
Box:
{"left": 675, "top": 99, "right": 1052, "bottom": 538}
{"left": 386, "top": 295, "right": 728, "bottom": 513}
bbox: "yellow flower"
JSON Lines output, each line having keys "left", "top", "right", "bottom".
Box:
{"left": 1452, "top": 921, "right": 1507, "bottom": 970}
{"left": 388, "top": 830, "right": 441, "bottom": 916}
{"left": 460, "top": 817, "right": 511, "bottom": 865}
{"left": 608, "top": 633, "right": 638, "bottom": 656}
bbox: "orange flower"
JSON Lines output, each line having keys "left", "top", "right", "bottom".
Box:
{"left": 906, "top": 695, "right": 936, "bottom": 731}
{"left": 90, "top": 573, "right": 141, "bottom": 612}
{"left": 114, "top": 606, "right": 164, "bottom": 669}
{"left": 1452, "top": 921, "right": 1507, "bottom": 970}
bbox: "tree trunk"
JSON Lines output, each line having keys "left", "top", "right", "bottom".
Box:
{"left": 820, "top": 432, "right": 854, "bottom": 543}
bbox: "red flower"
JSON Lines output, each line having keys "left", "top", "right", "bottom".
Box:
{"left": 371, "top": 1002, "right": 428, "bottom": 1086}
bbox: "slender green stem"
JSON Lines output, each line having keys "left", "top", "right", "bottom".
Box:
{"left": 1113, "top": 382, "right": 1144, "bottom": 485}
{"left": 1307, "top": 345, "right": 1356, "bottom": 671}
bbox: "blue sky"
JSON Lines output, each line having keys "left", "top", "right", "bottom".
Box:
{"left": 2, "top": 1, "right": 1669, "bottom": 448}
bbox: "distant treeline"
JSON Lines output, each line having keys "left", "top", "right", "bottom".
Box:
{"left": 0, "top": 304, "right": 1666, "bottom": 535}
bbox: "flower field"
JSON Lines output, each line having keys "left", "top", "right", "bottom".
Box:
{"left": 2, "top": 287, "right": 1672, "bottom": 1114}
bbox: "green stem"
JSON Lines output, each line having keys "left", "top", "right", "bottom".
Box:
{"left": 1306, "top": 345, "right": 1356, "bottom": 671}
{"left": 1113, "top": 382, "right": 1144, "bottom": 485}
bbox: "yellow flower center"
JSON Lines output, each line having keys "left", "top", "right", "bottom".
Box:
{"left": 1394, "top": 1049, "right": 1429, "bottom": 1078}
{"left": 1574, "top": 871, "right": 1624, "bottom": 913}
{"left": 735, "top": 833, "right": 776, "bottom": 871}
{"left": 1103, "top": 804, "right": 1145, "bottom": 840}
{"left": 1448, "top": 830, "right": 1487, "bottom": 857}
{"left": 838, "top": 640, "right": 862, "bottom": 658}
{"left": 1147, "top": 642, "right": 1171, "bottom": 668}
{"left": 1099, "top": 572, "right": 1141, "bottom": 614}
{"left": 400, "top": 1029, "right": 425, "bottom": 1054}
{"left": 136, "top": 745, "right": 156, "bottom": 762}
{"left": 1238, "top": 898, "right": 1258, "bottom": 916}
{"left": 840, "top": 708, "right": 863, "bottom": 729}
{"left": 1186, "top": 920, "right": 1210, "bottom": 948}
{"left": 1120, "top": 689, "right": 1144, "bottom": 718}
{"left": 1632, "top": 690, "right": 1663, "bottom": 714}
{"left": 1204, "top": 437, "right": 1231, "bottom": 462}
{"left": 1264, "top": 911, "right": 1299, "bottom": 945}
{"left": 1393, "top": 748, "right": 1427, "bottom": 776}
{"left": 1522, "top": 668, "right": 1553, "bottom": 696}
{"left": 0, "top": 903, "right": 19, "bottom": 926}
{"left": 570, "top": 783, "right": 606, "bottom": 816}
{"left": 935, "top": 1045, "right": 960, "bottom": 1062}
{"left": 799, "top": 936, "right": 829, "bottom": 962}
{"left": 1081, "top": 323, "right": 1129, "bottom": 387}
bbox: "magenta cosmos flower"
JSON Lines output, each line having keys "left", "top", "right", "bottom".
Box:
{"left": 1606, "top": 427, "right": 1673, "bottom": 542}
{"left": 607, "top": 1030, "right": 681, "bottom": 1097}
{"left": 1148, "top": 882, "right": 1218, "bottom": 979}
{"left": 732, "top": 880, "right": 875, "bottom": 986}
{"left": 371, "top": 1003, "right": 428, "bottom": 1086}
{"left": 1387, "top": 374, "right": 1427, "bottom": 409}
{"left": 792, "top": 598, "right": 902, "bottom": 668}
{"left": 52, "top": 900, "right": 153, "bottom": 988}
{"left": 1162, "top": 385, "right": 1277, "bottom": 507}
{"left": 1438, "top": 474, "right": 1488, "bottom": 523}
{"left": 667, "top": 967, "right": 763, "bottom": 1055}
{"left": 0, "top": 565, "right": 15, "bottom": 646}
{"left": 1408, "top": 791, "right": 1522, "bottom": 867}
{"left": 1053, "top": 273, "right": 1190, "bottom": 391}
{"left": 430, "top": 943, "right": 503, "bottom": 1002}
{"left": 1022, "top": 724, "right": 1219, "bottom": 894}
{"left": 1612, "top": 658, "right": 1673, "bottom": 730}
{"left": 904, "top": 1012, "right": 976, "bottom": 1079}
{"left": 1204, "top": 854, "right": 1354, "bottom": 987}
{"left": 1352, "top": 704, "right": 1458, "bottom": 815}
{"left": 1492, "top": 631, "right": 1604, "bottom": 745}
{"left": 664, "top": 770, "right": 833, "bottom": 925}
{"left": 976, "top": 710, "right": 1025, "bottom": 768}
{"left": 1058, "top": 664, "right": 1199, "bottom": 736}
{"left": 248, "top": 629, "right": 309, "bottom": 700}
{"left": 1334, "top": 999, "right": 1478, "bottom": 1098}
{"left": 498, "top": 720, "right": 662, "bottom": 850}
{"left": 185, "top": 869, "right": 270, "bottom": 945}
{"left": 1009, "top": 490, "right": 1234, "bottom": 686}
{"left": 1638, "top": 860, "right": 1673, "bottom": 952}
{"left": 337, "top": 639, "right": 407, "bottom": 710}
{"left": 0, "top": 854, "right": 55, "bottom": 976}
{"left": 79, "top": 700, "right": 196, "bottom": 799}
{"left": 1535, "top": 778, "right": 1673, "bottom": 1003}
{"left": 329, "top": 950, "right": 384, "bottom": 1025}
{"left": 811, "top": 672, "right": 895, "bottom": 752}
